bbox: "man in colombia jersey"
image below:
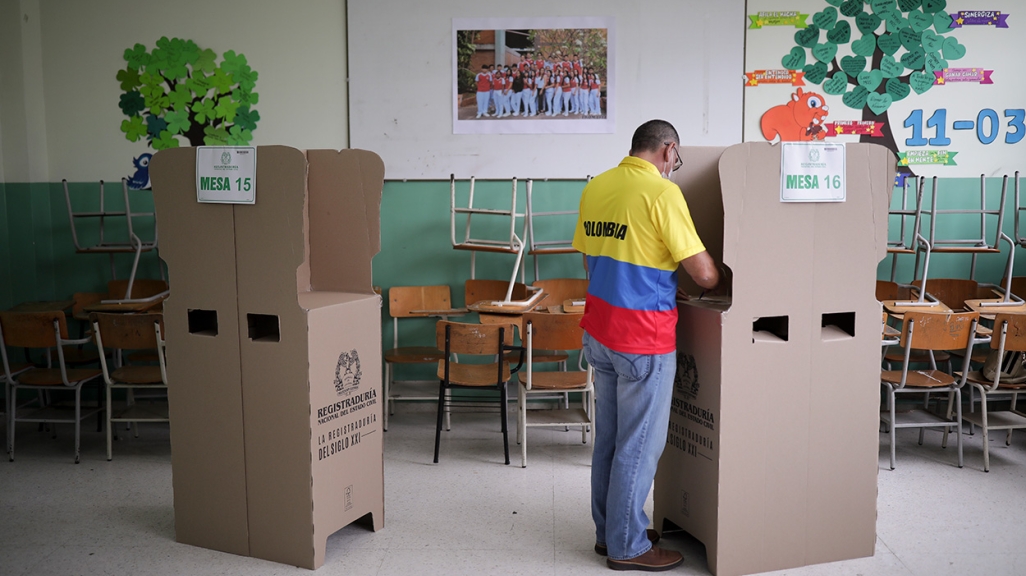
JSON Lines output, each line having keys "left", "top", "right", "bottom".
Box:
{"left": 573, "top": 120, "right": 719, "bottom": 572}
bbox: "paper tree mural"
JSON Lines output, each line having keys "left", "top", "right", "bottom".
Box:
{"left": 117, "top": 37, "right": 260, "bottom": 151}
{"left": 780, "top": 0, "right": 966, "bottom": 175}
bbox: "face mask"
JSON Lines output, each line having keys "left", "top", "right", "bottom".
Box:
{"left": 661, "top": 146, "right": 675, "bottom": 180}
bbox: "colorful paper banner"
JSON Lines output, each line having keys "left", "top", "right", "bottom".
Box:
{"left": 824, "top": 121, "right": 886, "bottom": 137}
{"left": 745, "top": 69, "right": 806, "bottom": 86}
{"left": 950, "top": 11, "right": 1010, "bottom": 28}
{"left": 898, "top": 150, "right": 959, "bottom": 166}
{"left": 933, "top": 68, "right": 995, "bottom": 85}
{"left": 749, "top": 12, "right": 809, "bottom": 29}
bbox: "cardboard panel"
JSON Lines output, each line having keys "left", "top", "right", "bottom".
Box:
{"left": 672, "top": 147, "right": 728, "bottom": 296}
{"left": 804, "top": 144, "right": 894, "bottom": 564}
{"left": 306, "top": 149, "right": 384, "bottom": 294}
{"left": 232, "top": 146, "right": 315, "bottom": 567}
{"left": 717, "top": 143, "right": 816, "bottom": 575}
{"left": 654, "top": 143, "right": 894, "bottom": 576}
{"left": 150, "top": 147, "right": 250, "bottom": 556}
{"left": 305, "top": 293, "right": 384, "bottom": 567}
{"left": 153, "top": 145, "right": 385, "bottom": 569}
{"left": 654, "top": 304, "right": 723, "bottom": 562}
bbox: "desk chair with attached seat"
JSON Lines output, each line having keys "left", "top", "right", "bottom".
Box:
{"left": 532, "top": 278, "right": 589, "bottom": 313}
{"left": 959, "top": 313, "right": 1026, "bottom": 472}
{"left": 517, "top": 312, "right": 594, "bottom": 468}
{"left": 0, "top": 311, "right": 103, "bottom": 463}
{"left": 880, "top": 311, "right": 982, "bottom": 470}
{"left": 106, "top": 279, "right": 169, "bottom": 304}
{"left": 878, "top": 277, "right": 956, "bottom": 373}
{"left": 433, "top": 320, "right": 524, "bottom": 465}
{"left": 467, "top": 279, "right": 565, "bottom": 364}
{"left": 384, "top": 285, "right": 464, "bottom": 431}
{"left": 92, "top": 312, "right": 168, "bottom": 461}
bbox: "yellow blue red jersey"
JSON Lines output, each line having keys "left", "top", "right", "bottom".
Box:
{"left": 572, "top": 156, "right": 706, "bottom": 354}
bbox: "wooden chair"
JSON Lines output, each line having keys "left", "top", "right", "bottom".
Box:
{"left": 467, "top": 279, "right": 567, "bottom": 366}
{"left": 882, "top": 279, "right": 983, "bottom": 372}
{"left": 910, "top": 278, "right": 981, "bottom": 311}
{"left": 383, "top": 286, "right": 463, "bottom": 430}
{"left": 0, "top": 361, "right": 33, "bottom": 453}
{"left": 516, "top": 312, "right": 594, "bottom": 467}
{"left": 958, "top": 313, "right": 1026, "bottom": 472}
{"left": 532, "top": 278, "right": 588, "bottom": 311}
{"left": 433, "top": 321, "right": 524, "bottom": 465}
{"left": 880, "top": 311, "right": 981, "bottom": 470}
{"left": 1001, "top": 276, "right": 1026, "bottom": 300}
{"left": 107, "top": 279, "right": 169, "bottom": 302}
{"left": 0, "top": 311, "right": 103, "bottom": 463}
{"left": 875, "top": 280, "right": 912, "bottom": 303}
{"left": 465, "top": 279, "right": 528, "bottom": 308}
{"left": 92, "top": 313, "right": 168, "bottom": 461}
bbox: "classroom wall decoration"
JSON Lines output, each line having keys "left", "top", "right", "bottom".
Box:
{"left": 452, "top": 17, "right": 614, "bottom": 135}
{"left": 116, "top": 37, "right": 260, "bottom": 188}
{"left": 743, "top": 0, "right": 1023, "bottom": 181}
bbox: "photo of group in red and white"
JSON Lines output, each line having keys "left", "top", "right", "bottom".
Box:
{"left": 455, "top": 28, "right": 609, "bottom": 122}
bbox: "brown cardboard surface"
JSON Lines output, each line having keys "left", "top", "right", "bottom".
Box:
{"left": 151, "top": 146, "right": 385, "bottom": 570}
{"left": 306, "top": 149, "right": 384, "bottom": 294}
{"left": 233, "top": 146, "right": 313, "bottom": 567}
{"left": 150, "top": 147, "right": 250, "bottom": 556}
{"left": 654, "top": 143, "right": 894, "bottom": 576}
{"left": 305, "top": 293, "right": 383, "bottom": 567}
{"left": 673, "top": 147, "right": 729, "bottom": 296}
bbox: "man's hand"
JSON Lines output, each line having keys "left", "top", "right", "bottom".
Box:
{"left": 681, "top": 250, "right": 719, "bottom": 290}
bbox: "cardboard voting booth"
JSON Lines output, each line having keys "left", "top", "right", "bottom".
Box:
{"left": 654, "top": 142, "right": 895, "bottom": 576}
{"left": 150, "top": 146, "right": 385, "bottom": 569}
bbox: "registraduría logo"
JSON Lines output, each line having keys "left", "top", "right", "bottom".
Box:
{"left": 674, "top": 352, "right": 699, "bottom": 401}
{"left": 808, "top": 147, "right": 820, "bottom": 163}
{"left": 220, "top": 150, "right": 232, "bottom": 165}
{"left": 334, "top": 349, "right": 362, "bottom": 397}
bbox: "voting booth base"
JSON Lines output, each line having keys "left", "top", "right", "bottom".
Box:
{"left": 654, "top": 142, "right": 895, "bottom": 576}
{"left": 150, "top": 146, "right": 386, "bottom": 569}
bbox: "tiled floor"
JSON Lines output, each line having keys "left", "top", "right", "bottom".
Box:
{"left": 2, "top": 408, "right": 1026, "bottom": 575}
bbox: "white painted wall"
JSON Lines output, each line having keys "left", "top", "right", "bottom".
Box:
{"left": 0, "top": 0, "right": 30, "bottom": 182}
{"left": 1, "top": 0, "right": 349, "bottom": 183}
{"left": 349, "top": 0, "right": 746, "bottom": 179}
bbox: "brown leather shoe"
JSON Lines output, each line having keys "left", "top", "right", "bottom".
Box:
{"left": 593, "top": 529, "right": 661, "bottom": 556}
{"left": 606, "top": 545, "right": 684, "bottom": 571}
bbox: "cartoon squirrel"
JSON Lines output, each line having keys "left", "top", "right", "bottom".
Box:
{"left": 760, "top": 87, "right": 830, "bottom": 142}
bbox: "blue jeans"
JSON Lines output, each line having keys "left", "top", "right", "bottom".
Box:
{"left": 583, "top": 331, "right": 675, "bottom": 561}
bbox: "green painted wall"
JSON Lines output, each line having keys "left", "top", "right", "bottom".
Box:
{"left": 881, "top": 176, "right": 1023, "bottom": 284}
{"left": 1, "top": 181, "right": 163, "bottom": 310}
{"left": 3, "top": 175, "right": 1025, "bottom": 384}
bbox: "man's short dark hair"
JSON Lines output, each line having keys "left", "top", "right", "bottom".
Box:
{"left": 630, "top": 120, "right": 680, "bottom": 154}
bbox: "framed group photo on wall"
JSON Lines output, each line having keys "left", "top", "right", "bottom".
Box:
{"left": 453, "top": 16, "right": 615, "bottom": 135}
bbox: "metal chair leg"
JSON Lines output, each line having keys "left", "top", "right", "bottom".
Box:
{"left": 519, "top": 386, "right": 527, "bottom": 468}
{"left": 106, "top": 383, "right": 114, "bottom": 461}
{"left": 500, "top": 383, "right": 510, "bottom": 465}
{"left": 981, "top": 391, "right": 990, "bottom": 472}
{"left": 433, "top": 381, "right": 445, "bottom": 464}
{"left": 889, "top": 386, "right": 897, "bottom": 470}
{"left": 955, "top": 388, "right": 963, "bottom": 468}
{"left": 74, "top": 386, "right": 82, "bottom": 464}
{"left": 7, "top": 384, "right": 15, "bottom": 462}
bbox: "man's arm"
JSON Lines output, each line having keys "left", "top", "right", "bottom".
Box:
{"left": 681, "top": 250, "right": 719, "bottom": 290}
